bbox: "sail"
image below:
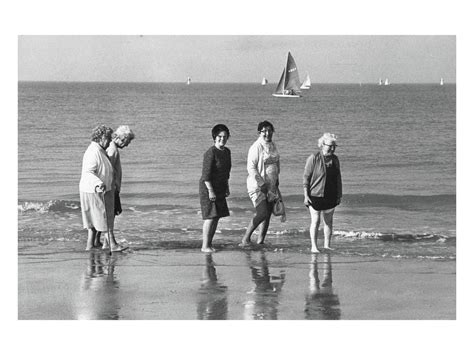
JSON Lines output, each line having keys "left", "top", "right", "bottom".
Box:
{"left": 186, "top": 77, "right": 191, "bottom": 85}
{"left": 301, "top": 73, "right": 311, "bottom": 89}
{"left": 274, "top": 68, "right": 286, "bottom": 95}
{"left": 284, "top": 52, "right": 301, "bottom": 91}
{"left": 440, "top": 78, "right": 444, "bottom": 85}
{"left": 261, "top": 77, "right": 268, "bottom": 85}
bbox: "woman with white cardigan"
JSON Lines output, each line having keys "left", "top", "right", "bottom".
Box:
{"left": 240, "top": 121, "right": 283, "bottom": 246}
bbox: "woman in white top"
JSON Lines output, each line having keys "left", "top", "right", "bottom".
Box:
{"left": 79, "top": 125, "right": 125, "bottom": 252}
{"left": 240, "top": 121, "right": 281, "bottom": 245}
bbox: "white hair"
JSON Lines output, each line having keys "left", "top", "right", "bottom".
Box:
{"left": 114, "top": 125, "right": 135, "bottom": 140}
{"left": 318, "top": 132, "right": 337, "bottom": 148}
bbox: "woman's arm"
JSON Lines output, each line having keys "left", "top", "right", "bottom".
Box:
{"left": 202, "top": 148, "right": 216, "bottom": 200}
{"left": 247, "top": 143, "right": 266, "bottom": 190}
{"left": 303, "top": 155, "right": 315, "bottom": 206}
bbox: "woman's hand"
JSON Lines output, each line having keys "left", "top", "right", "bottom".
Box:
{"left": 208, "top": 190, "right": 217, "bottom": 201}
{"left": 304, "top": 196, "right": 312, "bottom": 207}
{"left": 95, "top": 184, "right": 106, "bottom": 193}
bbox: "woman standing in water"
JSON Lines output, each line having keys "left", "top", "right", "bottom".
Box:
{"left": 199, "top": 124, "right": 232, "bottom": 252}
{"left": 303, "top": 133, "right": 342, "bottom": 253}
{"left": 240, "top": 120, "right": 281, "bottom": 246}
{"left": 79, "top": 124, "right": 125, "bottom": 251}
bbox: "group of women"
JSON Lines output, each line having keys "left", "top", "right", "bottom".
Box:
{"left": 199, "top": 121, "right": 342, "bottom": 253}
{"left": 79, "top": 124, "right": 135, "bottom": 251}
{"left": 79, "top": 121, "right": 342, "bottom": 254}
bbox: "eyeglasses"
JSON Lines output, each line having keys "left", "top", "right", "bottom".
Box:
{"left": 323, "top": 143, "right": 337, "bottom": 148}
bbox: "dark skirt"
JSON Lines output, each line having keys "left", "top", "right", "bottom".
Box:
{"left": 199, "top": 182, "right": 229, "bottom": 219}
{"left": 309, "top": 196, "right": 338, "bottom": 211}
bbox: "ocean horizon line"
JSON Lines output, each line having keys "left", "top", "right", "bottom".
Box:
{"left": 18, "top": 80, "right": 456, "bottom": 85}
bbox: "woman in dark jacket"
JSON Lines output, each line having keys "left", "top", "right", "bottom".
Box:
{"left": 303, "top": 133, "right": 342, "bottom": 253}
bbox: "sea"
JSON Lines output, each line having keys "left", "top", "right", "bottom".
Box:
{"left": 18, "top": 82, "right": 456, "bottom": 260}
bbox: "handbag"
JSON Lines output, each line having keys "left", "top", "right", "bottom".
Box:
{"left": 271, "top": 188, "right": 286, "bottom": 222}
{"left": 273, "top": 198, "right": 285, "bottom": 216}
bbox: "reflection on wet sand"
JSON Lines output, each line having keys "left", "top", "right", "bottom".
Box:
{"left": 75, "top": 251, "right": 120, "bottom": 320}
{"left": 244, "top": 250, "right": 286, "bottom": 320}
{"left": 196, "top": 253, "right": 228, "bottom": 320}
{"left": 305, "top": 253, "right": 341, "bottom": 320}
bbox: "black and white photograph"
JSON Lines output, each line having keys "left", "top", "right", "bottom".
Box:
{"left": 4, "top": 1, "right": 474, "bottom": 354}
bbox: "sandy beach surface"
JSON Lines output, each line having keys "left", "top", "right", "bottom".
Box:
{"left": 18, "top": 241, "right": 455, "bottom": 320}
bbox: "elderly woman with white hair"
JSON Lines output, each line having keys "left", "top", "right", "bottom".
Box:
{"left": 303, "top": 133, "right": 342, "bottom": 253}
{"left": 101, "top": 125, "right": 135, "bottom": 249}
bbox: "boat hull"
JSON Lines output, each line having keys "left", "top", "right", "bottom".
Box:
{"left": 272, "top": 94, "right": 301, "bottom": 98}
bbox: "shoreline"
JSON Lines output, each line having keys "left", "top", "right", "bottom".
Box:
{"left": 18, "top": 243, "right": 455, "bottom": 320}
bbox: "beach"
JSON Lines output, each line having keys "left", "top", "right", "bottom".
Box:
{"left": 18, "top": 241, "right": 455, "bottom": 320}
{"left": 18, "top": 82, "right": 456, "bottom": 320}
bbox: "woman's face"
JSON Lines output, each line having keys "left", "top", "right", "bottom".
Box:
{"left": 99, "top": 134, "right": 112, "bottom": 150}
{"left": 259, "top": 126, "right": 274, "bottom": 142}
{"left": 321, "top": 141, "right": 337, "bottom": 156}
{"left": 214, "top": 131, "right": 228, "bottom": 149}
{"left": 116, "top": 136, "right": 130, "bottom": 149}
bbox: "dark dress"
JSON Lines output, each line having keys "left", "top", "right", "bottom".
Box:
{"left": 199, "top": 146, "right": 231, "bottom": 219}
{"left": 310, "top": 155, "right": 339, "bottom": 211}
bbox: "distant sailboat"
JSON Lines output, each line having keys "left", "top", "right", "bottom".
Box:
{"left": 378, "top": 78, "right": 383, "bottom": 85}
{"left": 186, "top": 77, "right": 191, "bottom": 85}
{"left": 300, "top": 73, "right": 311, "bottom": 90}
{"left": 440, "top": 78, "right": 444, "bottom": 86}
{"left": 261, "top": 77, "right": 268, "bottom": 86}
{"left": 384, "top": 78, "right": 390, "bottom": 86}
{"left": 272, "top": 51, "right": 302, "bottom": 98}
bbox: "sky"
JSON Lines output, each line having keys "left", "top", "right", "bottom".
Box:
{"left": 18, "top": 35, "right": 455, "bottom": 84}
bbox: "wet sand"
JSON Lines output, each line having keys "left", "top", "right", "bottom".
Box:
{"left": 18, "top": 242, "right": 455, "bottom": 320}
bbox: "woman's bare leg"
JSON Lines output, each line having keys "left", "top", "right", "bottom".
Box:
{"left": 241, "top": 202, "right": 268, "bottom": 245}
{"left": 308, "top": 206, "right": 321, "bottom": 253}
{"left": 86, "top": 228, "right": 97, "bottom": 251}
{"left": 322, "top": 208, "right": 335, "bottom": 249}
{"left": 256, "top": 201, "right": 273, "bottom": 244}
{"left": 202, "top": 218, "right": 219, "bottom": 252}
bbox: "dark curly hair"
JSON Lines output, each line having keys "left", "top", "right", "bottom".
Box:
{"left": 211, "top": 124, "right": 230, "bottom": 140}
{"left": 91, "top": 124, "right": 113, "bottom": 143}
{"left": 257, "top": 120, "right": 274, "bottom": 132}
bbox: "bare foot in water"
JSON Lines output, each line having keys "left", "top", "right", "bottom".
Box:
{"left": 110, "top": 244, "right": 128, "bottom": 252}
{"left": 323, "top": 246, "right": 334, "bottom": 251}
{"left": 239, "top": 241, "right": 252, "bottom": 247}
{"left": 311, "top": 247, "right": 321, "bottom": 253}
{"left": 201, "top": 247, "right": 215, "bottom": 253}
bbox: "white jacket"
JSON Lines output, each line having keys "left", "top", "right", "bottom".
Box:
{"left": 246, "top": 137, "right": 280, "bottom": 194}
{"left": 79, "top": 142, "right": 113, "bottom": 193}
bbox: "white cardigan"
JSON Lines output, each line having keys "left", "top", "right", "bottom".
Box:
{"left": 246, "top": 137, "right": 280, "bottom": 194}
{"left": 79, "top": 142, "right": 113, "bottom": 193}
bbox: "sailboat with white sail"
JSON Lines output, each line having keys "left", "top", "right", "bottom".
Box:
{"left": 186, "top": 77, "right": 191, "bottom": 85}
{"left": 261, "top": 77, "right": 268, "bottom": 85}
{"left": 440, "top": 78, "right": 444, "bottom": 86}
{"left": 378, "top": 78, "right": 383, "bottom": 85}
{"left": 384, "top": 78, "right": 390, "bottom": 86}
{"left": 272, "top": 52, "right": 302, "bottom": 98}
{"left": 300, "top": 73, "right": 311, "bottom": 90}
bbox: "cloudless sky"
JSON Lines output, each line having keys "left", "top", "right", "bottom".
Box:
{"left": 18, "top": 35, "right": 455, "bottom": 83}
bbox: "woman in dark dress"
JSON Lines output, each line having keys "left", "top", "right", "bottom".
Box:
{"left": 199, "top": 124, "right": 231, "bottom": 252}
{"left": 303, "top": 133, "right": 342, "bottom": 253}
